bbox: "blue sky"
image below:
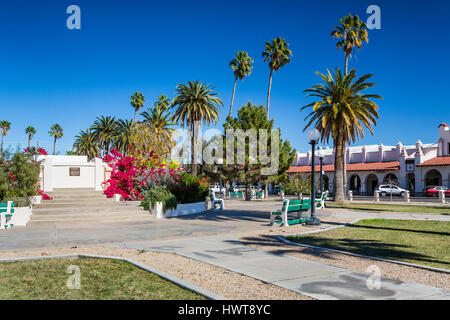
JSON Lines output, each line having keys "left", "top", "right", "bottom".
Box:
{"left": 0, "top": 0, "right": 449, "bottom": 154}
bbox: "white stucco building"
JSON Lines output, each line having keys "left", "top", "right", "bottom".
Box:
{"left": 287, "top": 123, "right": 450, "bottom": 195}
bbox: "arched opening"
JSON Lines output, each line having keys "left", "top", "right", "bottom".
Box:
{"left": 349, "top": 174, "right": 361, "bottom": 195}
{"left": 425, "top": 169, "right": 442, "bottom": 187}
{"left": 407, "top": 173, "right": 415, "bottom": 195}
{"left": 366, "top": 174, "right": 379, "bottom": 196}
{"left": 323, "top": 175, "right": 330, "bottom": 192}
{"left": 383, "top": 173, "right": 399, "bottom": 185}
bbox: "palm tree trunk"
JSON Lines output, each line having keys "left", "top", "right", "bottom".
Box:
{"left": 28, "top": 136, "right": 31, "bottom": 148}
{"left": 134, "top": 110, "right": 136, "bottom": 123}
{"left": 53, "top": 137, "right": 56, "bottom": 155}
{"left": 344, "top": 53, "right": 349, "bottom": 75}
{"left": 192, "top": 121, "right": 199, "bottom": 176}
{"left": 266, "top": 68, "right": 274, "bottom": 119}
{"left": 1, "top": 134, "right": 3, "bottom": 153}
{"left": 333, "top": 136, "right": 345, "bottom": 202}
{"left": 229, "top": 76, "right": 238, "bottom": 118}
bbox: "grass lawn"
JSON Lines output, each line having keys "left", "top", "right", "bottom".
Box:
{"left": 0, "top": 258, "right": 206, "bottom": 300}
{"left": 287, "top": 219, "right": 450, "bottom": 270}
{"left": 326, "top": 203, "right": 450, "bottom": 215}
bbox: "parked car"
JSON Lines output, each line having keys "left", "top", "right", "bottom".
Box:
{"left": 376, "top": 185, "right": 407, "bottom": 197}
{"left": 273, "top": 186, "right": 284, "bottom": 195}
{"left": 424, "top": 186, "right": 450, "bottom": 197}
{"left": 209, "top": 185, "right": 226, "bottom": 194}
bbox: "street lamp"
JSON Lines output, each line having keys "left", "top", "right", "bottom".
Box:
{"left": 217, "top": 158, "right": 224, "bottom": 199}
{"left": 317, "top": 147, "right": 324, "bottom": 194}
{"left": 306, "top": 128, "right": 321, "bottom": 226}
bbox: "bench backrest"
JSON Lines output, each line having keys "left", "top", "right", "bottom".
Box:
{"left": 0, "top": 202, "right": 15, "bottom": 208}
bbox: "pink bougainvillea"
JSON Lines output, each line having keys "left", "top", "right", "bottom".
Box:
{"left": 102, "top": 149, "right": 182, "bottom": 201}
{"left": 39, "top": 189, "right": 53, "bottom": 200}
{"left": 24, "top": 147, "right": 48, "bottom": 156}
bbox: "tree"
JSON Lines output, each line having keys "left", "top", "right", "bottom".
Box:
{"left": 223, "top": 102, "right": 295, "bottom": 200}
{"left": 262, "top": 37, "right": 292, "bottom": 119}
{"left": 73, "top": 129, "right": 100, "bottom": 160}
{"left": 228, "top": 51, "right": 254, "bottom": 117}
{"left": 285, "top": 174, "right": 311, "bottom": 200}
{"left": 90, "top": 116, "right": 117, "bottom": 156}
{"left": 331, "top": 14, "right": 369, "bottom": 75}
{"left": 49, "top": 124, "right": 63, "bottom": 155}
{"left": 301, "top": 68, "right": 382, "bottom": 202}
{"left": 113, "top": 119, "right": 135, "bottom": 155}
{"left": 130, "top": 91, "right": 145, "bottom": 122}
{"left": 172, "top": 80, "right": 223, "bottom": 176}
{"left": 331, "top": 14, "right": 369, "bottom": 193}
{"left": 25, "top": 126, "right": 36, "bottom": 148}
{"left": 0, "top": 121, "right": 11, "bottom": 153}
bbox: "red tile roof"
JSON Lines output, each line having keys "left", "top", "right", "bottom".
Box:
{"left": 438, "top": 123, "right": 449, "bottom": 128}
{"left": 287, "top": 161, "right": 400, "bottom": 173}
{"left": 417, "top": 156, "right": 450, "bottom": 167}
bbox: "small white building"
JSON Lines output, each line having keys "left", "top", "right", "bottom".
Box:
{"left": 38, "top": 155, "right": 111, "bottom": 192}
{"left": 287, "top": 123, "right": 450, "bottom": 195}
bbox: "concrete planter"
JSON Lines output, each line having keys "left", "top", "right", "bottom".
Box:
{"left": 152, "top": 201, "right": 206, "bottom": 219}
{"left": 113, "top": 194, "right": 122, "bottom": 202}
{"left": 29, "top": 195, "right": 42, "bottom": 205}
{"left": 9, "top": 207, "right": 32, "bottom": 226}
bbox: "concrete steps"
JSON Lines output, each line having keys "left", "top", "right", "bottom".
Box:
{"left": 29, "top": 188, "right": 148, "bottom": 225}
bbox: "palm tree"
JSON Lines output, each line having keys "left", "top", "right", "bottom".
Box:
{"left": 0, "top": 121, "right": 11, "bottom": 153}
{"left": 90, "top": 116, "right": 117, "bottom": 156}
{"left": 154, "top": 95, "right": 171, "bottom": 112}
{"left": 171, "top": 81, "right": 223, "bottom": 176}
{"left": 73, "top": 129, "right": 100, "bottom": 161}
{"left": 331, "top": 14, "right": 369, "bottom": 193}
{"left": 25, "top": 126, "right": 36, "bottom": 148}
{"left": 130, "top": 92, "right": 145, "bottom": 122}
{"left": 229, "top": 51, "right": 254, "bottom": 117}
{"left": 262, "top": 37, "right": 292, "bottom": 119}
{"left": 301, "top": 68, "right": 382, "bottom": 202}
{"left": 113, "top": 119, "right": 135, "bottom": 155}
{"left": 331, "top": 14, "right": 368, "bottom": 75}
{"left": 49, "top": 124, "right": 64, "bottom": 155}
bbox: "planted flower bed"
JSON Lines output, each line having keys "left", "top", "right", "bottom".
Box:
{"left": 102, "top": 148, "right": 209, "bottom": 218}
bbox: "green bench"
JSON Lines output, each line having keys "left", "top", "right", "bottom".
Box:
{"left": 0, "top": 201, "right": 15, "bottom": 229}
{"left": 255, "top": 191, "right": 264, "bottom": 199}
{"left": 270, "top": 192, "right": 327, "bottom": 227}
{"left": 230, "top": 191, "right": 244, "bottom": 199}
{"left": 209, "top": 193, "right": 224, "bottom": 210}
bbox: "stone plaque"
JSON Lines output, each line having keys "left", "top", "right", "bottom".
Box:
{"left": 69, "top": 167, "right": 80, "bottom": 176}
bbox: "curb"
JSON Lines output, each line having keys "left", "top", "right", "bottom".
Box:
{"left": 275, "top": 234, "right": 450, "bottom": 275}
{"left": 0, "top": 254, "right": 226, "bottom": 300}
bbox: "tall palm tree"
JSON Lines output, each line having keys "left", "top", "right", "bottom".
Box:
{"left": 25, "top": 126, "right": 36, "bottom": 148}
{"left": 331, "top": 14, "right": 369, "bottom": 192}
{"left": 171, "top": 81, "right": 223, "bottom": 176}
{"left": 113, "top": 119, "right": 135, "bottom": 155}
{"left": 228, "top": 51, "right": 254, "bottom": 117}
{"left": 130, "top": 92, "right": 145, "bottom": 122}
{"left": 90, "top": 116, "right": 117, "bottom": 156}
{"left": 301, "top": 68, "right": 382, "bottom": 202}
{"left": 0, "top": 121, "right": 11, "bottom": 153}
{"left": 73, "top": 129, "right": 100, "bottom": 161}
{"left": 331, "top": 14, "right": 368, "bottom": 75}
{"left": 262, "top": 37, "right": 292, "bottom": 119}
{"left": 49, "top": 124, "right": 63, "bottom": 155}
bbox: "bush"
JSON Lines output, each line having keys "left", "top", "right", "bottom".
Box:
{"left": 0, "top": 152, "right": 41, "bottom": 201}
{"left": 169, "top": 173, "right": 209, "bottom": 204}
{"left": 140, "top": 186, "right": 177, "bottom": 213}
{"left": 4, "top": 197, "right": 31, "bottom": 207}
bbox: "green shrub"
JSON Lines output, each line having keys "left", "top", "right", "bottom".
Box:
{"left": 140, "top": 186, "right": 178, "bottom": 213}
{"left": 0, "top": 152, "right": 41, "bottom": 201}
{"left": 169, "top": 172, "right": 209, "bottom": 204}
{"left": 4, "top": 197, "right": 31, "bottom": 207}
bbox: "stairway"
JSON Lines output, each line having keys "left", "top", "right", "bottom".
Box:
{"left": 29, "top": 188, "right": 150, "bottom": 225}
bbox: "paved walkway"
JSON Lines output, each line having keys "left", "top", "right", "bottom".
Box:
{"left": 334, "top": 210, "right": 450, "bottom": 221}
{"left": 113, "top": 234, "right": 450, "bottom": 300}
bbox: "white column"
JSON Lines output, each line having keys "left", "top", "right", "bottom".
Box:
{"left": 94, "top": 158, "right": 104, "bottom": 191}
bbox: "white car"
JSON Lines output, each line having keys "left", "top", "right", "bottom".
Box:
{"left": 210, "top": 185, "right": 226, "bottom": 194}
{"left": 376, "top": 185, "right": 407, "bottom": 196}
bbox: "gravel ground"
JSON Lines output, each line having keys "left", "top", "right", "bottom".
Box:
{"left": 0, "top": 246, "right": 313, "bottom": 300}
{"left": 236, "top": 217, "right": 450, "bottom": 291}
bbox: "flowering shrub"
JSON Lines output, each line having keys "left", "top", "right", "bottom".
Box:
{"left": 169, "top": 173, "right": 210, "bottom": 204}
{"left": 39, "top": 189, "right": 53, "bottom": 200}
{"left": 24, "top": 147, "right": 48, "bottom": 156}
{"left": 102, "top": 149, "right": 182, "bottom": 201}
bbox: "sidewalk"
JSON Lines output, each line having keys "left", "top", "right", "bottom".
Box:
{"left": 112, "top": 234, "right": 450, "bottom": 300}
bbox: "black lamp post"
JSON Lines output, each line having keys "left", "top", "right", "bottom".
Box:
{"left": 217, "top": 158, "right": 223, "bottom": 199}
{"left": 306, "top": 128, "right": 321, "bottom": 226}
{"left": 318, "top": 147, "right": 324, "bottom": 194}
